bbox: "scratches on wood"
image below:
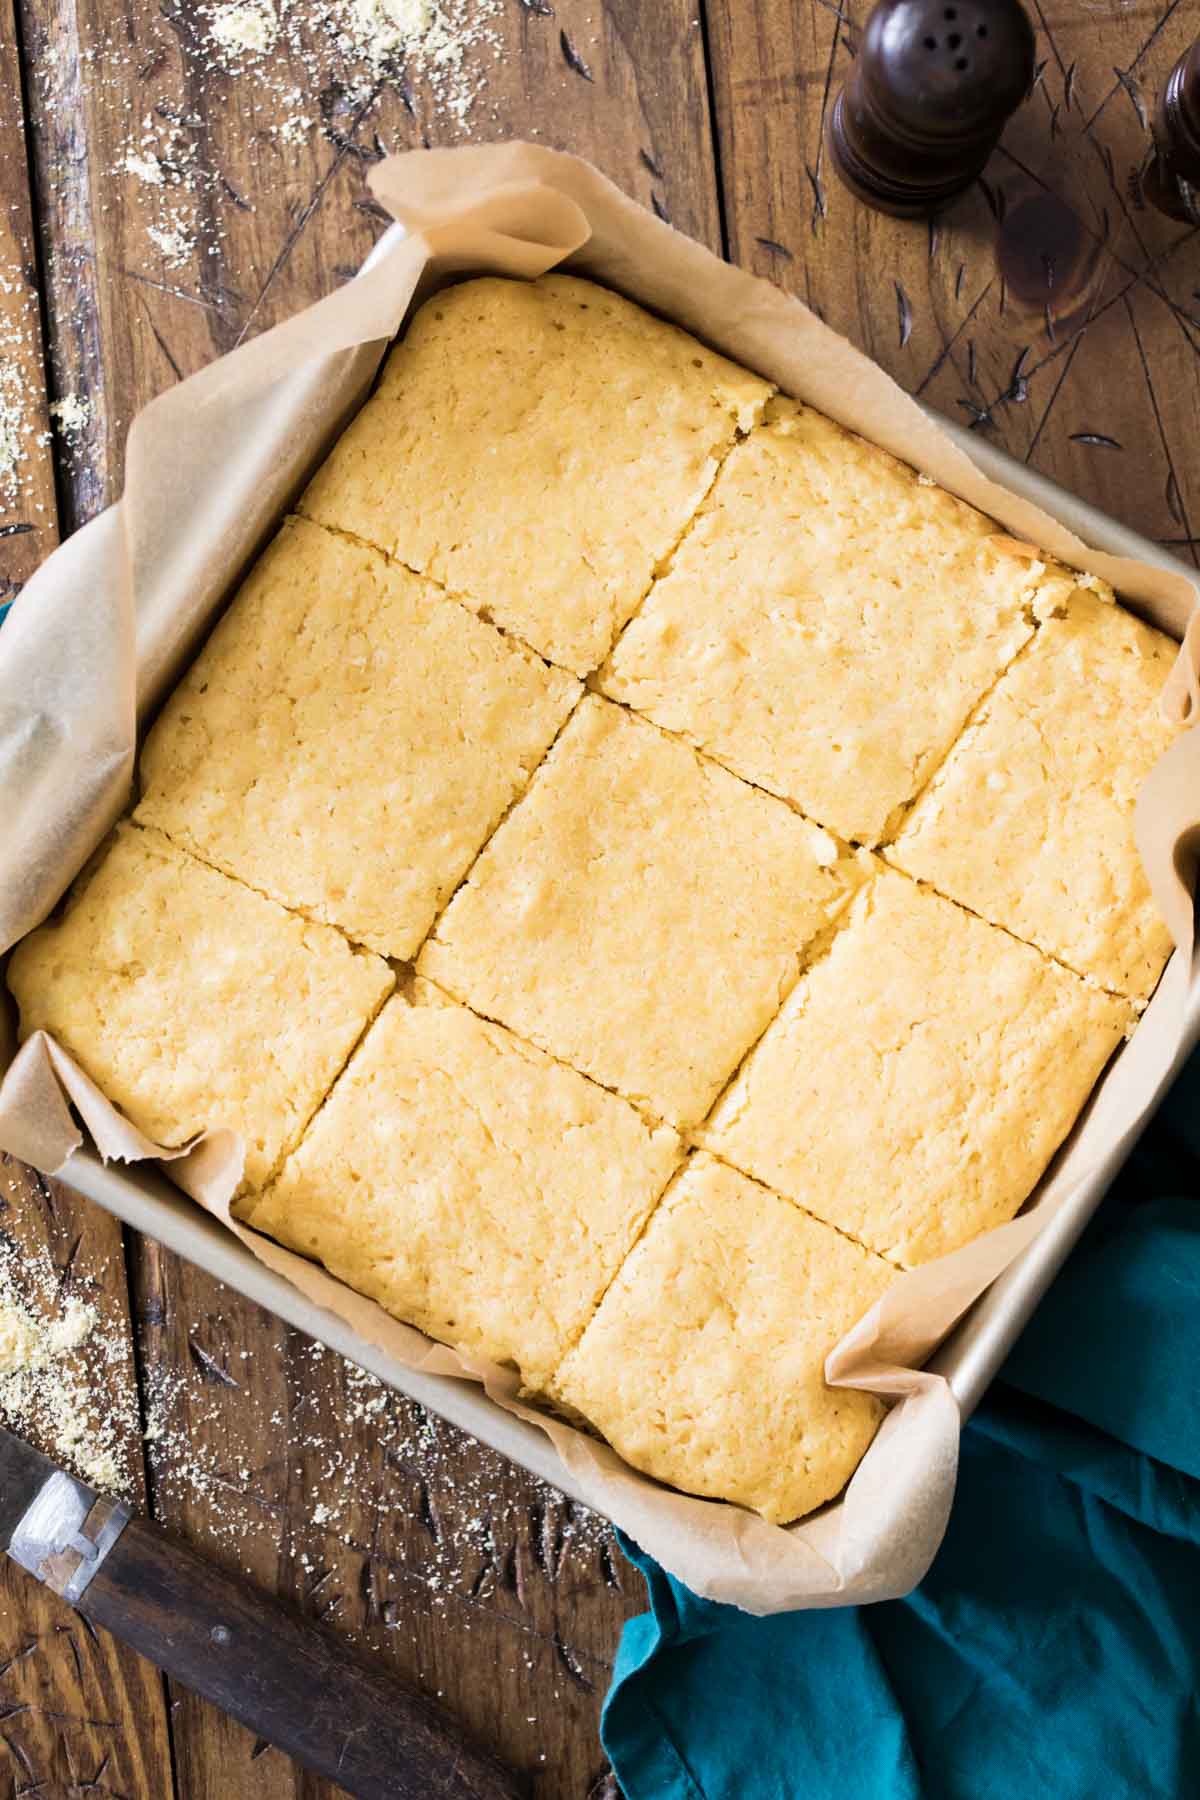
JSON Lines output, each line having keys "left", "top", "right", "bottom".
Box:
{"left": 186, "top": 1339, "right": 239, "bottom": 1389}
{"left": 559, "top": 30, "right": 595, "bottom": 82}
{"left": 895, "top": 280, "right": 912, "bottom": 348}
{"left": 553, "top": 1631, "right": 595, "bottom": 1695}
{"left": 805, "top": 162, "right": 826, "bottom": 229}
{"left": 1112, "top": 65, "right": 1150, "bottom": 132}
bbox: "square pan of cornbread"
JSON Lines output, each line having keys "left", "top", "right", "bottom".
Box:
{"left": 887, "top": 590, "right": 1179, "bottom": 1000}
{"left": 552, "top": 1152, "right": 894, "bottom": 1524}
{"left": 299, "top": 274, "right": 773, "bottom": 676}
{"left": 704, "top": 869, "right": 1132, "bottom": 1267}
{"left": 136, "top": 515, "right": 579, "bottom": 960}
{"left": 5, "top": 198, "right": 1194, "bottom": 1581}
{"left": 238, "top": 979, "right": 681, "bottom": 1394}
{"left": 418, "top": 693, "right": 862, "bottom": 1129}
{"left": 7, "top": 824, "right": 393, "bottom": 1193}
{"left": 600, "top": 397, "right": 1067, "bottom": 846}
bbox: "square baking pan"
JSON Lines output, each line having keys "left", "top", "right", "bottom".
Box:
{"left": 21, "top": 218, "right": 1200, "bottom": 1522}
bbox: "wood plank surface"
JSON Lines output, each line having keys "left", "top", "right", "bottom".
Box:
{"left": 0, "top": 3, "right": 1196, "bottom": 1797}
{"left": 705, "top": 0, "right": 1200, "bottom": 568}
{"left": 0, "top": 0, "right": 58, "bottom": 589}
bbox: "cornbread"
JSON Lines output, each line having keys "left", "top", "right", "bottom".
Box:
{"left": 7, "top": 825, "right": 392, "bottom": 1191}
{"left": 705, "top": 870, "right": 1133, "bottom": 1266}
{"left": 600, "top": 397, "right": 1048, "bottom": 845}
{"left": 888, "top": 590, "right": 1179, "bottom": 999}
{"left": 238, "top": 980, "right": 682, "bottom": 1392}
{"left": 552, "top": 1154, "right": 894, "bottom": 1524}
{"left": 136, "top": 516, "right": 579, "bottom": 960}
{"left": 298, "top": 275, "right": 773, "bottom": 675}
{"left": 419, "top": 695, "right": 861, "bottom": 1128}
{"left": 7, "top": 270, "right": 1179, "bottom": 1527}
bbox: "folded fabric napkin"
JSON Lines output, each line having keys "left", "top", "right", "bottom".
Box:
{"left": 604, "top": 1047, "right": 1200, "bottom": 1800}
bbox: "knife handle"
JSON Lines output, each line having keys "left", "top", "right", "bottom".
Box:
{"left": 70, "top": 1514, "right": 527, "bottom": 1800}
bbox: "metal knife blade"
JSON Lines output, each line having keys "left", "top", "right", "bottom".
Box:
{"left": 0, "top": 1424, "right": 61, "bottom": 1550}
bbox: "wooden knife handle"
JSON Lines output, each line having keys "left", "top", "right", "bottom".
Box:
{"left": 76, "top": 1514, "right": 528, "bottom": 1800}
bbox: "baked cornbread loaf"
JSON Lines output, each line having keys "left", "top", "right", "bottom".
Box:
{"left": 298, "top": 275, "right": 773, "bottom": 675}
{"left": 600, "top": 397, "right": 1054, "bottom": 845}
{"left": 7, "top": 825, "right": 392, "bottom": 1191}
{"left": 8, "top": 271, "right": 1181, "bottom": 1527}
{"left": 418, "top": 694, "right": 862, "bottom": 1128}
{"left": 888, "top": 589, "right": 1179, "bottom": 999}
{"left": 136, "top": 516, "right": 579, "bottom": 959}
{"left": 552, "top": 1154, "right": 893, "bottom": 1523}
{"left": 704, "top": 869, "right": 1132, "bottom": 1265}
{"left": 238, "top": 980, "right": 681, "bottom": 1392}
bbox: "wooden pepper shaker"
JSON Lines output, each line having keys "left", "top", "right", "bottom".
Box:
{"left": 827, "top": 0, "right": 1036, "bottom": 217}
{"left": 1143, "top": 40, "right": 1200, "bottom": 224}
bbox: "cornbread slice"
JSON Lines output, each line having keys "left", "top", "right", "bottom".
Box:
{"left": 704, "top": 870, "right": 1131, "bottom": 1266}
{"left": 7, "top": 825, "right": 392, "bottom": 1191}
{"left": 298, "top": 275, "right": 773, "bottom": 675}
{"left": 418, "top": 696, "right": 861, "bottom": 1128}
{"left": 600, "top": 397, "right": 1061, "bottom": 845}
{"left": 888, "top": 590, "right": 1179, "bottom": 999}
{"left": 552, "top": 1153, "right": 893, "bottom": 1523}
{"left": 239, "top": 981, "right": 682, "bottom": 1391}
{"left": 135, "top": 516, "right": 579, "bottom": 960}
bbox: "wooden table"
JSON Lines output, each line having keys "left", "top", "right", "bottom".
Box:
{"left": 0, "top": 3, "right": 1196, "bottom": 1794}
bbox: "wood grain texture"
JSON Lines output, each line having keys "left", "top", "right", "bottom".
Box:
{"left": 2, "top": 2, "right": 1198, "bottom": 1796}
{"left": 0, "top": 0, "right": 57, "bottom": 590}
{"left": 0, "top": 1165, "right": 175, "bottom": 1800}
{"left": 78, "top": 1515, "right": 527, "bottom": 1800}
{"left": 704, "top": 0, "right": 1200, "bottom": 564}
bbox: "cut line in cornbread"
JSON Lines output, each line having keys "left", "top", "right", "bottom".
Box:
{"left": 135, "top": 516, "right": 579, "bottom": 961}
{"left": 238, "top": 979, "right": 682, "bottom": 1393}
{"left": 704, "top": 869, "right": 1132, "bottom": 1266}
{"left": 551, "top": 1153, "right": 894, "bottom": 1524}
{"left": 298, "top": 275, "right": 774, "bottom": 675}
{"left": 7, "top": 825, "right": 393, "bottom": 1193}
{"left": 418, "top": 695, "right": 863, "bottom": 1129}
{"left": 887, "top": 589, "right": 1180, "bottom": 999}
{"left": 600, "top": 397, "right": 1071, "bottom": 845}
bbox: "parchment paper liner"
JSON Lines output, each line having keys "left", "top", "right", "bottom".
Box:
{"left": 0, "top": 144, "right": 1197, "bottom": 1613}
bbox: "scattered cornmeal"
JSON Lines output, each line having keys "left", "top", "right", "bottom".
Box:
{"left": 419, "top": 695, "right": 862, "bottom": 1128}
{"left": 552, "top": 1154, "right": 894, "bottom": 1524}
{"left": 238, "top": 980, "right": 682, "bottom": 1393}
{"left": 136, "top": 516, "right": 579, "bottom": 960}
{"left": 8, "top": 825, "right": 392, "bottom": 1191}
{"left": 887, "top": 589, "right": 1179, "bottom": 999}
{"left": 704, "top": 870, "right": 1133, "bottom": 1266}
{"left": 601, "top": 398, "right": 1055, "bottom": 845}
{"left": 298, "top": 275, "right": 773, "bottom": 675}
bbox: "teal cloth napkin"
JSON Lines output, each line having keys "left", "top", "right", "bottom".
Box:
{"left": 603, "top": 1049, "right": 1200, "bottom": 1800}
